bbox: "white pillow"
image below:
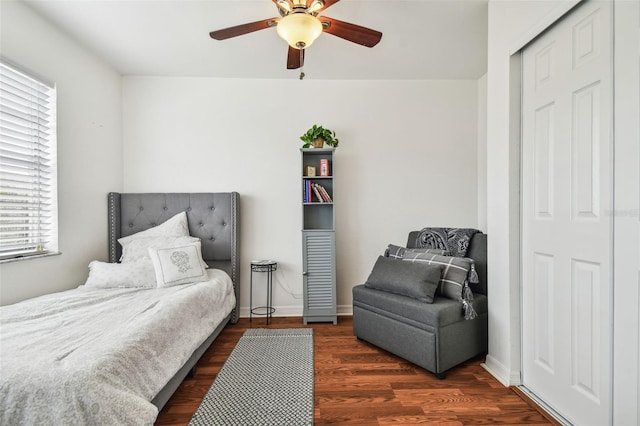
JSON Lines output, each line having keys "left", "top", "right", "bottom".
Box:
{"left": 118, "top": 211, "right": 189, "bottom": 249}
{"left": 83, "top": 259, "right": 156, "bottom": 289}
{"left": 148, "top": 241, "right": 209, "bottom": 287}
{"left": 120, "top": 236, "right": 208, "bottom": 270}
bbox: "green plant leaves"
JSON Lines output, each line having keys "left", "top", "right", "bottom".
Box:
{"left": 300, "top": 125, "right": 339, "bottom": 147}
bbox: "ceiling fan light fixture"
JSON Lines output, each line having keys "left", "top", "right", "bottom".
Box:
{"left": 307, "top": 0, "right": 325, "bottom": 14}
{"left": 276, "top": 12, "right": 323, "bottom": 49}
{"left": 276, "top": 0, "right": 291, "bottom": 13}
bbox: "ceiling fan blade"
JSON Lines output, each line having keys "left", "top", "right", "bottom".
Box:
{"left": 287, "top": 46, "right": 304, "bottom": 69}
{"left": 209, "top": 18, "right": 277, "bottom": 40}
{"left": 309, "top": 0, "right": 340, "bottom": 13}
{"left": 320, "top": 16, "right": 382, "bottom": 47}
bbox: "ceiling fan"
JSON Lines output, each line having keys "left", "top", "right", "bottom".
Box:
{"left": 209, "top": 0, "right": 382, "bottom": 72}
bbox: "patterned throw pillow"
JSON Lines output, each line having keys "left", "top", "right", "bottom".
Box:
{"left": 148, "top": 241, "right": 209, "bottom": 287}
{"left": 385, "top": 244, "right": 449, "bottom": 259}
{"left": 401, "top": 251, "right": 472, "bottom": 301}
{"left": 83, "top": 259, "right": 156, "bottom": 289}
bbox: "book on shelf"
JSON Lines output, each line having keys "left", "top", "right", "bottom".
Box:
{"left": 312, "top": 184, "right": 324, "bottom": 203}
{"left": 303, "top": 180, "right": 333, "bottom": 203}
{"left": 318, "top": 184, "right": 333, "bottom": 202}
{"left": 303, "top": 180, "right": 308, "bottom": 203}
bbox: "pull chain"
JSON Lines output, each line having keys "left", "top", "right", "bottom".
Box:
{"left": 299, "top": 48, "right": 305, "bottom": 80}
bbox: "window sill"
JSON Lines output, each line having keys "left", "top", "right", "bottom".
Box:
{"left": 0, "top": 251, "right": 62, "bottom": 265}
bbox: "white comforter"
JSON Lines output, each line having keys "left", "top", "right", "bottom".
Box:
{"left": 0, "top": 268, "right": 235, "bottom": 426}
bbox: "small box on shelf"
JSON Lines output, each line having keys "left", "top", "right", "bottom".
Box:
{"left": 320, "top": 159, "right": 330, "bottom": 176}
{"left": 305, "top": 166, "right": 316, "bottom": 176}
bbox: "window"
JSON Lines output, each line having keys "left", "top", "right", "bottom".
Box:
{"left": 0, "top": 60, "right": 58, "bottom": 261}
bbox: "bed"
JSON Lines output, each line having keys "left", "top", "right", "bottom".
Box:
{"left": 0, "top": 192, "right": 240, "bottom": 425}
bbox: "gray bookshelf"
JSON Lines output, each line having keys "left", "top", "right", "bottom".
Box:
{"left": 301, "top": 148, "right": 337, "bottom": 325}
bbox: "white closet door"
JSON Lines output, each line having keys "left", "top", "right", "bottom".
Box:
{"left": 521, "top": 1, "right": 612, "bottom": 425}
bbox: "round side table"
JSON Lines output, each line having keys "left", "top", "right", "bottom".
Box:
{"left": 250, "top": 260, "right": 277, "bottom": 324}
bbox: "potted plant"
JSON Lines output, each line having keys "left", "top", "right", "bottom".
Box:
{"left": 300, "top": 125, "right": 339, "bottom": 148}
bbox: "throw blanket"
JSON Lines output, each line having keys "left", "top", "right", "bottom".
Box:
{"left": 416, "top": 227, "right": 481, "bottom": 320}
{"left": 415, "top": 227, "right": 480, "bottom": 258}
{"left": 0, "top": 269, "right": 235, "bottom": 426}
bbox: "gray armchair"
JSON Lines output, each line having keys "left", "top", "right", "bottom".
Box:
{"left": 352, "top": 232, "right": 488, "bottom": 378}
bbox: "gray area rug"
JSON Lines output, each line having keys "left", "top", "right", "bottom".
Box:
{"left": 189, "top": 328, "right": 314, "bottom": 426}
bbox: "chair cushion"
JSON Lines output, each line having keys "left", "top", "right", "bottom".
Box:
{"left": 353, "top": 284, "right": 487, "bottom": 329}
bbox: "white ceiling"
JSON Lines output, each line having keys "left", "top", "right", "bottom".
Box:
{"left": 21, "top": 0, "right": 488, "bottom": 80}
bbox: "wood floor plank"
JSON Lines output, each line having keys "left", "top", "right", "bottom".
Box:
{"left": 378, "top": 415, "right": 463, "bottom": 425}
{"left": 155, "top": 317, "right": 559, "bottom": 425}
{"left": 316, "top": 389, "right": 402, "bottom": 406}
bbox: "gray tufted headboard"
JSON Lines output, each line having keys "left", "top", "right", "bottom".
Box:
{"left": 107, "top": 192, "right": 240, "bottom": 323}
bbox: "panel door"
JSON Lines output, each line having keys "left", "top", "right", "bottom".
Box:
{"left": 521, "top": 1, "right": 612, "bottom": 424}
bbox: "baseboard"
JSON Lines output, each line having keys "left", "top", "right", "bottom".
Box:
{"left": 239, "top": 305, "right": 302, "bottom": 318}
{"left": 482, "top": 355, "right": 521, "bottom": 386}
{"left": 337, "top": 304, "right": 353, "bottom": 316}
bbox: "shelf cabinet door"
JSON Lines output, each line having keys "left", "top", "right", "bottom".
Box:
{"left": 302, "top": 230, "right": 337, "bottom": 324}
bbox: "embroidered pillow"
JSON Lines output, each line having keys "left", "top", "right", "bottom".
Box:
{"left": 148, "top": 242, "right": 209, "bottom": 287}
{"left": 385, "top": 244, "right": 449, "bottom": 259}
{"left": 120, "top": 236, "right": 208, "bottom": 270}
{"left": 83, "top": 259, "right": 156, "bottom": 289}
{"left": 365, "top": 256, "right": 441, "bottom": 303}
{"left": 118, "top": 211, "right": 189, "bottom": 250}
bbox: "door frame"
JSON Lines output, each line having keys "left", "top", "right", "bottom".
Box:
{"left": 505, "top": 1, "right": 640, "bottom": 424}
{"left": 611, "top": 1, "right": 640, "bottom": 424}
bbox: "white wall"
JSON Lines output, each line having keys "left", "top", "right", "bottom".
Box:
{"left": 477, "top": 73, "right": 487, "bottom": 231}
{"left": 0, "top": 1, "right": 123, "bottom": 305}
{"left": 122, "top": 77, "right": 479, "bottom": 316}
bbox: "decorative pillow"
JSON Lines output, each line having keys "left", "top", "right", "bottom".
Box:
{"left": 402, "top": 251, "right": 478, "bottom": 320}
{"left": 421, "top": 248, "right": 450, "bottom": 256}
{"left": 120, "top": 236, "right": 208, "bottom": 270}
{"left": 148, "top": 241, "right": 209, "bottom": 287}
{"left": 385, "top": 244, "right": 449, "bottom": 259}
{"left": 118, "top": 211, "right": 189, "bottom": 249}
{"left": 385, "top": 244, "right": 407, "bottom": 259}
{"left": 83, "top": 259, "right": 156, "bottom": 289}
{"left": 401, "top": 252, "right": 472, "bottom": 301}
{"left": 364, "top": 256, "right": 442, "bottom": 303}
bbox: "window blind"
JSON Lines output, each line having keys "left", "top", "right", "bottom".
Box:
{"left": 0, "top": 61, "right": 57, "bottom": 260}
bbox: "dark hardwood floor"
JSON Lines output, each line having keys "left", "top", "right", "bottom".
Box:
{"left": 155, "top": 317, "right": 558, "bottom": 425}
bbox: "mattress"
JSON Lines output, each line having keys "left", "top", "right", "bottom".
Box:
{"left": 0, "top": 268, "right": 235, "bottom": 425}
